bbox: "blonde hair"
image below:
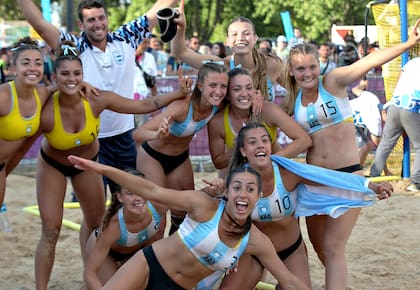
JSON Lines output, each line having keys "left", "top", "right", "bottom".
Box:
{"left": 282, "top": 43, "right": 319, "bottom": 115}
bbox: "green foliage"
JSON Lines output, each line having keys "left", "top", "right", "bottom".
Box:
{"left": 3, "top": 0, "right": 374, "bottom": 44}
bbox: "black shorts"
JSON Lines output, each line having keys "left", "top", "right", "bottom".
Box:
{"left": 335, "top": 164, "right": 363, "bottom": 173}
{"left": 141, "top": 142, "right": 189, "bottom": 175}
{"left": 143, "top": 245, "right": 186, "bottom": 290}
{"left": 99, "top": 130, "right": 137, "bottom": 193}
{"left": 40, "top": 148, "right": 98, "bottom": 177}
{"left": 252, "top": 233, "right": 303, "bottom": 264}
{"left": 277, "top": 233, "right": 303, "bottom": 261}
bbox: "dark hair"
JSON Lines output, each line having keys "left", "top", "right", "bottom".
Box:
{"left": 54, "top": 41, "right": 82, "bottom": 69}
{"left": 228, "top": 122, "right": 271, "bottom": 172}
{"left": 224, "top": 164, "right": 262, "bottom": 235}
{"left": 212, "top": 42, "right": 226, "bottom": 58}
{"left": 10, "top": 37, "right": 41, "bottom": 65}
{"left": 191, "top": 62, "right": 228, "bottom": 109}
{"left": 227, "top": 67, "right": 263, "bottom": 124}
{"left": 78, "top": 0, "right": 106, "bottom": 22}
{"left": 226, "top": 164, "right": 262, "bottom": 194}
{"left": 100, "top": 168, "right": 144, "bottom": 232}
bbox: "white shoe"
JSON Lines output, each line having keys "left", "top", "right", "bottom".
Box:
{"left": 406, "top": 183, "right": 420, "bottom": 192}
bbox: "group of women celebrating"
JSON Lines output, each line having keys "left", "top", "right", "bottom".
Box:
{"left": 3, "top": 0, "right": 420, "bottom": 288}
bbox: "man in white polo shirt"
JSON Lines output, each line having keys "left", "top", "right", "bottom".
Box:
{"left": 18, "top": 0, "right": 179, "bottom": 195}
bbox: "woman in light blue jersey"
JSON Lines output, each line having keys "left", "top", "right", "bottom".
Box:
{"left": 68, "top": 154, "right": 310, "bottom": 290}
{"left": 84, "top": 168, "right": 166, "bottom": 289}
{"left": 133, "top": 62, "right": 227, "bottom": 234}
{"left": 215, "top": 123, "right": 392, "bottom": 289}
{"left": 281, "top": 18, "right": 420, "bottom": 290}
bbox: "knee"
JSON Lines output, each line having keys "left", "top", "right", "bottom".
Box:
{"left": 322, "top": 239, "right": 345, "bottom": 260}
{"left": 41, "top": 226, "right": 60, "bottom": 245}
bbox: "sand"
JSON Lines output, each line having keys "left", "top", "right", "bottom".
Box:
{"left": 1, "top": 169, "right": 420, "bottom": 290}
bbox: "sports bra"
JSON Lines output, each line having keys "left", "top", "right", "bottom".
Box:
{"left": 0, "top": 81, "right": 41, "bottom": 140}
{"left": 116, "top": 202, "right": 161, "bottom": 247}
{"left": 229, "top": 55, "right": 275, "bottom": 102}
{"left": 169, "top": 102, "right": 218, "bottom": 137}
{"left": 44, "top": 92, "right": 100, "bottom": 150}
{"left": 251, "top": 161, "right": 297, "bottom": 222}
{"left": 223, "top": 104, "right": 278, "bottom": 150}
{"left": 293, "top": 77, "right": 353, "bottom": 134}
{"left": 177, "top": 199, "right": 250, "bottom": 272}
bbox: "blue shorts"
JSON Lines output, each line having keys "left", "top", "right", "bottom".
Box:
{"left": 99, "top": 130, "right": 137, "bottom": 194}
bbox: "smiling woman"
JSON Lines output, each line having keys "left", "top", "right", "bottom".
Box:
{"left": 0, "top": 37, "right": 52, "bottom": 208}
{"left": 133, "top": 62, "right": 227, "bottom": 235}
{"left": 8, "top": 40, "right": 191, "bottom": 290}
{"left": 66, "top": 154, "right": 310, "bottom": 290}
{"left": 170, "top": 0, "right": 284, "bottom": 102}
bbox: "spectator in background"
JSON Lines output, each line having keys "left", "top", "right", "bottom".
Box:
{"left": 370, "top": 56, "right": 420, "bottom": 191}
{"left": 275, "top": 35, "right": 289, "bottom": 61}
{"left": 349, "top": 77, "right": 391, "bottom": 174}
{"left": 0, "top": 48, "right": 11, "bottom": 83}
{"left": 287, "top": 27, "right": 304, "bottom": 49}
{"left": 166, "top": 53, "right": 183, "bottom": 75}
{"left": 182, "top": 35, "right": 200, "bottom": 75}
{"left": 258, "top": 38, "right": 273, "bottom": 55}
{"left": 39, "top": 43, "right": 55, "bottom": 86}
{"left": 134, "top": 38, "right": 158, "bottom": 126}
{"left": 211, "top": 42, "right": 226, "bottom": 58}
{"left": 134, "top": 38, "right": 158, "bottom": 100}
{"left": 199, "top": 42, "right": 212, "bottom": 56}
{"left": 149, "top": 34, "right": 169, "bottom": 76}
{"left": 319, "top": 42, "right": 336, "bottom": 75}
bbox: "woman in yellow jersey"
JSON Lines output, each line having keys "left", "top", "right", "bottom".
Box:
{"left": 281, "top": 19, "right": 420, "bottom": 290}
{"left": 26, "top": 41, "right": 191, "bottom": 290}
{"left": 0, "top": 38, "right": 53, "bottom": 207}
{"left": 208, "top": 67, "right": 311, "bottom": 179}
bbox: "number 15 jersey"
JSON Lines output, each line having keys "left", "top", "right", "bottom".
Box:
{"left": 293, "top": 77, "right": 353, "bottom": 134}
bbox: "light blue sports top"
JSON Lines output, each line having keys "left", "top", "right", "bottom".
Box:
{"left": 270, "top": 155, "right": 376, "bottom": 218}
{"left": 116, "top": 202, "right": 161, "bottom": 247}
{"left": 177, "top": 199, "right": 250, "bottom": 272}
{"left": 390, "top": 57, "right": 420, "bottom": 114}
{"left": 229, "top": 55, "right": 275, "bottom": 102}
{"left": 293, "top": 77, "right": 353, "bottom": 134}
{"left": 169, "top": 102, "right": 218, "bottom": 137}
{"left": 251, "top": 161, "right": 297, "bottom": 222}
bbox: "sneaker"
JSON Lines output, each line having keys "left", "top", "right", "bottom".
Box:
{"left": 406, "top": 183, "right": 420, "bottom": 192}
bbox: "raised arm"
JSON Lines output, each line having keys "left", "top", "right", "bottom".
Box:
{"left": 145, "top": 0, "right": 180, "bottom": 29}
{"left": 103, "top": 69, "right": 192, "bottom": 114}
{"left": 17, "top": 0, "right": 60, "bottom": 50}
{"left": 327, "top": 18, "right": 420, "bottom": 89}
{"left": 170, "top": 0, "right": 223, "bottom": 69}
{"left": 68, "top": 155, "right": 205, "bottom": 212}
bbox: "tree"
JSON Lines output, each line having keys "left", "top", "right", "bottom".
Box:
{"left": 4, "top": 0, "right": 372, "bottom": 44}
